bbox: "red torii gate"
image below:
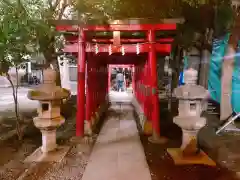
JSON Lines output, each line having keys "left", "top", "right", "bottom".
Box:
{"left": 56, "top": 23, "right": 176, "bottom": 141}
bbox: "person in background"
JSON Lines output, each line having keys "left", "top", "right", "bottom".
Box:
{"left": 116, "top": 69, "right": 124, "bottom": 92}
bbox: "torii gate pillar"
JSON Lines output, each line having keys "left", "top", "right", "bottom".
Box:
{"left": 76, "top": 28, "right": 86, "bottom": 137}
{"left": 148, "top": 30, "right": 167, "bottom": 144}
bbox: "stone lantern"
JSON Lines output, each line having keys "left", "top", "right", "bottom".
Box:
{"left": 25, "top": 68, "right": 70, "bottom": 162}
{"left": 167, "top": 68, "right": 216, "bottom": 166}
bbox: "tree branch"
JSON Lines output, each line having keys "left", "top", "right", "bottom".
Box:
{"left": 47, "top": 0, "right": 54, "bottom": 10}
{"left": 57, "top": 0, "right": 69, "bottom": 20}
{"left": 53, "top": 0, "right": 61, "bottom": 10}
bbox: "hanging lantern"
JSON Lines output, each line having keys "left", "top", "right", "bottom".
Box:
{"left": 121, "top": 46, "right": 125, "bottom": 56}
{"left": 95, "top": 44, "right": 99, "bottom": 54}
{"left": 109, "top": 45, "right": 112, "bottom": 55}
{"left": 136, "top": 43, "right": 140, "bottom": 54}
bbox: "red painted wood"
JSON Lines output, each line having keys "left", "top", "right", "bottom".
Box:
{"left": 56, "top": 24, "right": 176, "bottom": 32}
{"left": 61, "top": 23, "right": 175, "bottom": 136}
{"left": 64, "top": 37, "right": 174, "bottom": 44}
{"left": 132, "top": 66, "right": 135, "bottom": 93}
{"left": 91, "top": 38, "right": 174, "bottom": 43}
{"left": 148, "top": 30, "right": 160, "bottom": 136}
{"left": 108, "top": 66, "right": 112, "bottom": 92}
{"left": 76, "top": 28, "right": 86, "bottom": 137}
{"left": 85, "top": 57, "right": 92, "bottom": 125}
{"left": 63, "top": 43, "right": 171, "bottom": 53}
{"left": 143, "top": 61, "right": 147, "bottom": 118}
{"left": 109, "top": 64, "right": 133, "bottom": 68}
{"left": 145, "top": 57, "right": 151, "bottom": 123}
{"left": 138, "top": 66, "right": 142, "bottom": 105}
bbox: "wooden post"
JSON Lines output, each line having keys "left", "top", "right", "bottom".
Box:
{"left": 76, "top": 28, "right": 86, "bottom": 137}
{"left": 148, "top": 30, "right": 167, "bottom": 144}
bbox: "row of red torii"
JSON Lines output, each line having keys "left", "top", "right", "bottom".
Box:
{"left": 56, "top": 23, "right": 177, "bottom": 139}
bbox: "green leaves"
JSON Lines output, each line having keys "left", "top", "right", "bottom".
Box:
{"left": 174, "top": 0, "right": 236, "bottom": 49}
{"left": 0, "top": 0, "right": 70, "bottom": 68}
{"left": 75, "top": 0, "right": 184, "bottom": 23}
{"left": 214, "top": 3, "right": 234, "bottom": 37}
{"left": 0, "top": 0, "right": 34, "bottom": 74}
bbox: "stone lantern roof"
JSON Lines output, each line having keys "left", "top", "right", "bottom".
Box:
{"left": 174, "top": 85, "right": 209, "bottom": 100}
{"left": 28, "top": 68, "right": 70, "bottom": 101}
{"left": 174, "top": 68, "right": 209, "bottom": 100}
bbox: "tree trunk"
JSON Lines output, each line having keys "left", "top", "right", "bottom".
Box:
{"left": 220, "top": 45, "right": 234, "bottom": 121}
{"left": 172, "top": 46, "right": 181, "bottom": 89}
{"left": 43, "top": 50, "right": 61, "bottom": 87}
{"left": 50, "top": 58, "right": 61, "bottom": 87}
{"left": 220, "top": 26, "right": 238, "bottom": 120}
{"left": 6, "top": 70, "right": 23, "bottom": 141}
{"left": 199, "top": 49, "right": 211, "bottom": 88}
{"left": 40, "top": 33, "right": 62, "bottom": 87}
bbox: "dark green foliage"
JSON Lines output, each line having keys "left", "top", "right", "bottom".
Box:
{"left": 214, "top": 3, "right": 235, "bottom": 37}
{"left": 0, "top": 0, "right": 34, "bottom": 74}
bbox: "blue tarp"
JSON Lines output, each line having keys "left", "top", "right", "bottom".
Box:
{"left": 208, "top": 34, "right": 230, "bottom": 103}
{"left": 179, "top": 72, "right": 184, "bottom": 85}
{"left": 179, "top": 56, "right": 188, "bottom": 85}
{"left": 208, "top": 34, "right": 240, "bottom": 112}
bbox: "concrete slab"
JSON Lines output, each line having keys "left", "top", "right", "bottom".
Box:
{"left": 24, "top": 146, "right": 70, "bottom": 163}
{"left": 81, "top": 104, "right": 151, "bottom": 180}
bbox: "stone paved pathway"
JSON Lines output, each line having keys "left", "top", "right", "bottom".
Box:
{"left": 108, "top": 91, "right": 132, "bottom": 103}
{"left": 81, "top": 103, "right": 151, "bottom": 180}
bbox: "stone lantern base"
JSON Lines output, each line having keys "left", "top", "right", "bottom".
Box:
{"left": 24, "top": 117, "right": 70, "bottom": 163}
{"left": 24, "top": 126, "right": 70, "bottom": 162}
{"left": 167, "top": 120, "right": 215, "bottom": 166}
{"left": 24, "top": 126, "right": 70, "bottom": 163}
{"left": 24, "top": 146, "right": 70, "bottom": 163}
{"left": 167, "top": 134, "right": 216, "bottom": 166}
{"left": 167, "top": 148, "right": 216, "bottom": 166}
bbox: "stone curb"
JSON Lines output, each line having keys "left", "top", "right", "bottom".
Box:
{"left": 131, "top": 96, "right": 152, "bottom": 135}
{"left": 84, "top": 96, "right": 110, "bottom": 135}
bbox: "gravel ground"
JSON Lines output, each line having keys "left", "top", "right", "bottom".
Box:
{"left": 0, "top": 128, "right": 41, "bottom": 180}
{"left": 134, "top": 101, "right": 240, "bottom": 180}
{"left": 0, "top": 94, "right": 90, "bottom": 180}
{"left": 0, "top": 87, "right": 41, "bottom": 180}
{"left": 16, "top": 100, "right": 106, "bottom": 180}
{"left": 0, "top": 116, "right": 89, "bottom": 180}
{"left": 32, "top": 143, "right": 92, "bottom": 180}
{"left": 14, "top": 141, "right": 94, "bottom": 180}
{"left": 16, "top": 122, "right": 103, "bottom": 180}
{"left": 2, "top": 93, "right": 239, "bottom": 180}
